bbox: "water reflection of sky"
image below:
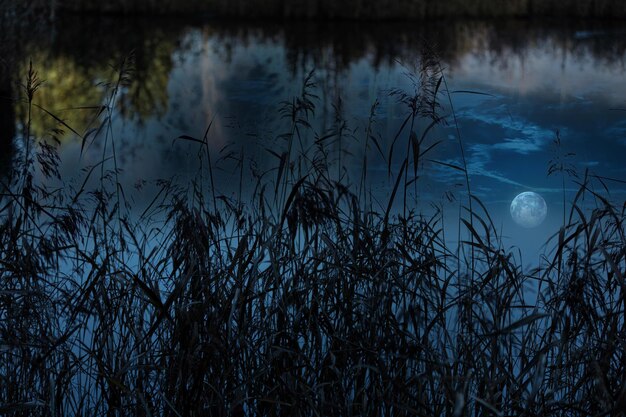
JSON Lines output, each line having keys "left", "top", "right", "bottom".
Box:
{"left": 11, "top": 17, "right": 626, "bottom": 263}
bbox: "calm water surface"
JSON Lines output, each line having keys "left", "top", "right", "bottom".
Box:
{"left": 4, "top": 16, "right": 626, "bottom": 262}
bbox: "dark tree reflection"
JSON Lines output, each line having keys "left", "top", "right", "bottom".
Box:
{"left": 0, "top": 69, "right": 15, "bottom": 183}
{"left": 2, "top": 15, "right": 626, "bottom": 147}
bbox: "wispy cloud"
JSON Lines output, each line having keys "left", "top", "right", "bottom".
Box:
{"left": 458, "top": 107, "right": 555, "bottom": 155}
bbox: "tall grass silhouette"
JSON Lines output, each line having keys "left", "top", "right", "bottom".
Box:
{"left": 0, "top": 49, "right": 624, "bottom": 417}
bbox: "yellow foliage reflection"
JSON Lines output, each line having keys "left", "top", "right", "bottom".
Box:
{"left": 14, "top": 25, "right": 178, "bottom": 143}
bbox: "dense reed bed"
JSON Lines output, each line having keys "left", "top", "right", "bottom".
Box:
{"left": 1, "top": 51, "right": 625, "bottom": 417}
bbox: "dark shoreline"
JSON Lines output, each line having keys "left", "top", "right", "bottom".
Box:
{"left": 53, "top": 0, "right": 626, "bottom": 19}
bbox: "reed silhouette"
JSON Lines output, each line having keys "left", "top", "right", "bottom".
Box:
{"left": 0, "top": 48, "right": 624, "bottom": 416}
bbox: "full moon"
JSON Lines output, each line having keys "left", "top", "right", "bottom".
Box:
{"left": 510, "top": 191, "right": 547, "bottom": 228}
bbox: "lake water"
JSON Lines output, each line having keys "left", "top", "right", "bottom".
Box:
{"left": 3, "top": 16, "right": 626, "bottom": 264}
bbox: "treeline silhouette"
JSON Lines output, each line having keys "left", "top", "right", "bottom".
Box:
{"left": 57, "top": 0, "right": 626, "bottom": 18}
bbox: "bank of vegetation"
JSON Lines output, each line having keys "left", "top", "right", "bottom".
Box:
{"left": 5, "top": 0, "right": 626, "bottom": 18}
{"left": 0, "top": 48, "right": 625, "bottom": 416}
